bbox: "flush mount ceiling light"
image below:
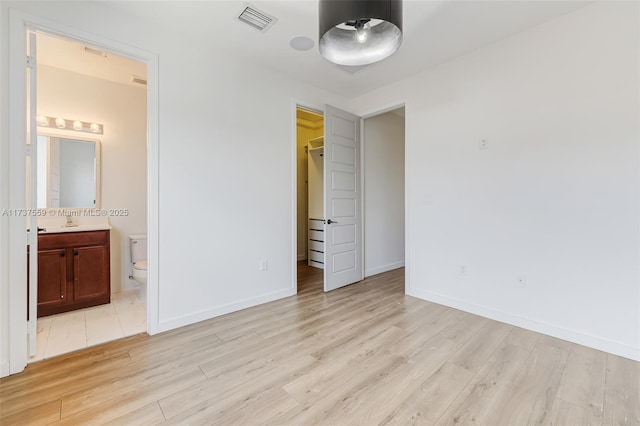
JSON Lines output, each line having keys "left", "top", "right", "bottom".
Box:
{"left": 319, "top": 0, "right": 402, "bottom": 66}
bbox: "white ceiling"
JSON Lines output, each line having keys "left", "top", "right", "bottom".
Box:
{"left": 48, "top": 1, "right": 591, "bottom": 98}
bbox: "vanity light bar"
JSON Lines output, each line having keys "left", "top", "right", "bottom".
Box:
{"left": 36, "top": 115, "right": 103, "bottom": 135}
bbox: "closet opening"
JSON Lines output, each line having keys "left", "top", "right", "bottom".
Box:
{"left": 295, "top": 107, "right": 324, "bottom": 293}
{"left": 294, "top": 103, "right": 406, "bottom": 294}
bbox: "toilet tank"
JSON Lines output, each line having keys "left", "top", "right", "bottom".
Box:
{"left": 129, "top": 234, "right": 147, "bottom": 263}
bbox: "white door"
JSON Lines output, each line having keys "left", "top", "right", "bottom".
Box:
{"left": 323, "top": 105, "right": 363, "bottom": 291}
{"left": 26, "top": 30, "right": 38, "bottom": 356}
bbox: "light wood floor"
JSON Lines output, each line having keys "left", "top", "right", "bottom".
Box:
{"left": 1, "top": 263, "right": 638, "bottom": 425}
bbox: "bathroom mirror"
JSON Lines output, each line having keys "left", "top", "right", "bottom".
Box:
{"left": 36, "top": 134, "right": 101, "bottom": 209}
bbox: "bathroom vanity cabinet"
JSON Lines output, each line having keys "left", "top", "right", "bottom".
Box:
{"left": 36, "top": 230, "right": 110, "bottom": 317}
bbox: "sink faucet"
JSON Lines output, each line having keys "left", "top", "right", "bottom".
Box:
{"left": 66, "top": 215, "right": 74, "bottom": 227}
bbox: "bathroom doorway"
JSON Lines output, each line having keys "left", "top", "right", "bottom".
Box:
{"left": 27, "top": 32, "right": 149, "bottom": 362}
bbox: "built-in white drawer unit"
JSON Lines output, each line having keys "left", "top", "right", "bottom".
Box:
{"left": 308, "top": 218, "right": 324, "bottom": 269}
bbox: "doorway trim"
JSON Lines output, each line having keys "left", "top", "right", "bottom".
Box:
{"left": 4, "top": 9, "right": 159, "bottom": 376}
{"left": 359, "top": 102, "right": 409, "bottom": 291}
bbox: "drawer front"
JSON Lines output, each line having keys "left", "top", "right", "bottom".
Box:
{"left": 308, "top": 250, "right": 324, "bottom": 263}
{"left": 309, "top": 240, "right": 324, "bottom": 252}
{"left": 308, "top": 259, "right": 324, "bottom": 269}
{"left": 39, "top": 230, "right": 109, "bottom": 250}
{"left": 309, "top": 230, "right": 324, "bottom": 242}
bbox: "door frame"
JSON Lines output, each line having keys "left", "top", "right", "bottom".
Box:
{"left": 291, "top": 100, "right": 408, "bottom": 293}
{"left": 292, "top": 100, "right": 326, "bottom": 292}
{"left": 292, "top": 100, "right": 367, "bottom": 292}
{"left": 3, "top": 9, "right": 160, "bottom": 376}
{"left": 359, "top": 102, "right": 409, "bottom": 291}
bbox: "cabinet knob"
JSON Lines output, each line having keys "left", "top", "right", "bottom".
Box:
{"left": 60, "top": 251, "right": 65, "bottom": 257}
{"left": 74, "top": 250, "right": 79, "bottom": 256}
{"left": 61, "top": 294, "right": 64, "bottom": 299}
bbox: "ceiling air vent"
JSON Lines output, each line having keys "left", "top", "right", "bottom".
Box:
{"left": 237, "top": 5, "right": 277, "bottom": 32}
{"left": 131, "top": 75, "right": 147, "bottom": 86}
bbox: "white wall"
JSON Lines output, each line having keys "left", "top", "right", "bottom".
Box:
{"left": 150, "top": 43, "right": 347, "bottom": 331}
{"left": 37, "top": 65, "right": 147, "bottom": 293}
{"left": 363, "top": 110, "right": 405, "bottom": 277}
{"left": 0, "top": 0, "right": 351, "bottom": 371}
{"left": 351, "top": 1, "right": 640, "bottom": 360}
{"left": 0, "top": 1, "right": 12, "bottom": 377}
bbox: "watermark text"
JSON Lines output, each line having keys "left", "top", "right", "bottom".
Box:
{"left": 2, "top": 208, "right": 130, "bottom": 217}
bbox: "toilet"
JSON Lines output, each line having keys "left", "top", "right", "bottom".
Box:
{"left": 128, "top": 234, "right": 147, "bottom": 301}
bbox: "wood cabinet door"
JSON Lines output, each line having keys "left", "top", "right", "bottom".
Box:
{"left": 73, "top": 245, "right": 110, "bottom": 302}
{"left": 37, "top": 249, "right": 67, "bottom": 309}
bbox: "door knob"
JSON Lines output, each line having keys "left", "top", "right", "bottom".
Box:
{"left": 326, "top": 219, "right": 338, "bottom": 224}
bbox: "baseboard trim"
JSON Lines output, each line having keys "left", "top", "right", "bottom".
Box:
{"left": 406, "top": 286, "right": 640, "bottom": 361}
{"left": 365, "top": 261, "right": 405, "bottom": 278}
{"left": 297, "top": 254, "right": 307, "bottom": 261}
{"left": 157, "top": 287, "right": 296, "bottom": 333}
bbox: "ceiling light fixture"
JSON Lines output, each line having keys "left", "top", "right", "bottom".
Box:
{"left": 319, "top": 0, "right": 403, "bottom": 66}
{"left": 37, "top": 115, "right": 49, "bottom": 127}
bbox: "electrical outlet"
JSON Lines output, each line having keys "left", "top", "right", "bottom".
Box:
{"left": 458, "top": 265, "right": 467, "bottom": 276}
{"left": 517, "top": 274, "right": 526, "bottom": 287}
{"left": 479, "top": 139, "right": 489, "bottom": 150}
{"left": 260, "top": 259, "right": 268, "bottom": 271}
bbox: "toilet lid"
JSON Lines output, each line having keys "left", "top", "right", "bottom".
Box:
{"left": 133, "top": 260, "right": 147, "bottom": 270}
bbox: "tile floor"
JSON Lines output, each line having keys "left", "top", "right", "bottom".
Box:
{"left": 29, "top": 290, "right": 147, "bottom": 363}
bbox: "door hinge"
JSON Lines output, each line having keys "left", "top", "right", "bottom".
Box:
{"left": 26, "top": 144, "right": 31, "bottom": 157}
{"left": 26, "top": 55, "right": 35, "bottom": 69}
{"left": 26, "top": 230, "right": 37, "bottom": 246}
